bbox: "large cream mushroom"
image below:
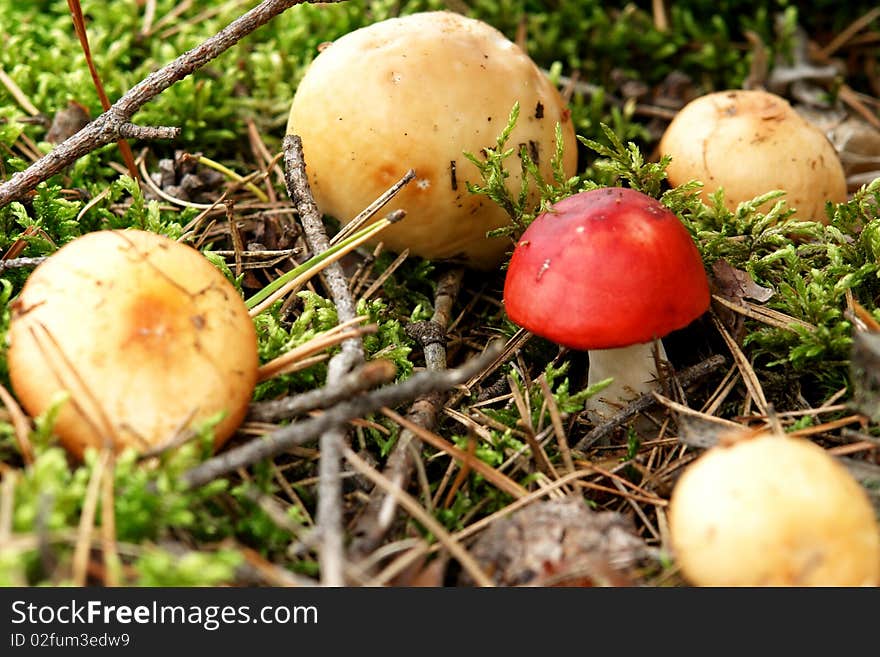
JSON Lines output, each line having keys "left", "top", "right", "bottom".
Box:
{"left": 659, "top": 89, "right": 847, "bottom": 221}
{"left": 669, "top": 432, "right": 880, "bottom": 586}
{"left": 7, "top": 230, "right": 259, "bottom": 459}
{"left": 287, "top": 11, "right": 578, "bottom": 270}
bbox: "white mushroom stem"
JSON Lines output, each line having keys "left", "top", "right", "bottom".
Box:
{"left": 585, "top": 340, "right": 667, "bottom": 422}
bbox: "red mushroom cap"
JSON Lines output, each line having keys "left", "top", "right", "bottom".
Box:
{"left": 503, "top": 187, "right": 710, "bottom": 350}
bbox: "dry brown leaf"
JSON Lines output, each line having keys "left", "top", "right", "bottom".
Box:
{"left": 711, "top": 260, "right": 774, "bottom": 304}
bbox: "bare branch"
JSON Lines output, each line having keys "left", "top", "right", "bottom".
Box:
{"left": 116, "top": 124, "right": 181, "bottom": 141}
{"left": 282, "top": 134, "right": 362, "bottom": 362}
{"left": 248, "top": 360, "right": 398, "bottom": 422}
{"left": 282, "top": 133, "right": 418, "bottom": 584}
{"left": 0, "top": 0, "right": 340, "bottom": 207}
{"left": 0, "top": 257, "right": 46, "bottom": 272}
{"left": 283, "top": 133, "right": 361, "bottom": 586}
{"left": 179, "top": 342, "right": 502, "bottom": 491}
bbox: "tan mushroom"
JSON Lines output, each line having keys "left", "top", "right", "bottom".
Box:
{"left": 287, "top": 11, "right": 578, "bottom": 270}
{"left": 7, "top": 229, "right": 259, "bottom": 459}
{"left": 669, "top": 432, "right": 880, "bottom": 586}
{"left": 659, "top": 89, "right": 847, "bottom": 221}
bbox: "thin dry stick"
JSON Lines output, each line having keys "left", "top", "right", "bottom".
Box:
{"left": 839, "top": 84, "right": 880, "bottom": 131}
{"left": 788, "top": 415, "right": 867, "bottom": 438}
{"left": 149, "top": 0, "right": 195, "bottom": 36}
{"left": 67, "top": 0, "right": 139, "bottom": 179}
{"left": 508, "top": 374, "right": 557, "bottom": 477}
{"left": 100, "top": 456, "right": 121, "bottom": 586}
{"left": 358, "top": 248, "right": 409, "bottom": 302}
{"left": 140, "top": 0, "right": 158, "bottom": 38}
{"left": 248, "top": 360, "right": 398, "bottom": 422}
{"left": 537, "top": 374, "right": 575, "bottom": 474}
{"left": 0, "top": 382, "right": 34, "bottom": 464}
{"left": 367, "top": 467, "right": 621, "bottom": 586}
{"left": 711, "top": 294, "right": 816, "bottom": 331}
{"left": 612, "top": 478, "right": 660, "bottom": 542}
{"left": 448, "top": 328, "right": 532, "bottom": 407}
{"left": 240, "top": 485, "right": 310, "bottom": 539}
{"left": 247, "top": 213, "right": 404, "bottom": 317}
{"left": 180, "top": 344, "right": 502, "bottom": 491}
{"left": 283, "top": 133, "right": 417, "bottom": 585}
{"left": 826, "top": 440, "right": 877, "bottom": 457}
{"left": 653, "top": 392, "right": 745, "bottom": 447}
{"left": 700, "top": 365, "right": 739, "bottom": 416}
{"left": 651, "top": 0, "right": 668, "bottom": 31}
{"left": 72, "top": 449, "right": 111, "bottom": 586}
{"left": 577, "top": 459, "right": 667, "bottom": 504}
{"left": 711, "top": 313, "right": 769, "bottom": 415}
{"left": 256, "top": 322, "right": 377, "bottom": 382}
{"left": 346, "top": 537, "right": 424, "bottom": 581}
{"left": 29, "top": 323, "right": 120, "bottom": 449}
{"left": 240, "top": 547, "right": 317, "bottom": 587}
{"left": 283, "top": 134, "right": 359, "bottom": 587}
{"left": 0, "top": 67, "right": 41, "bottom": 116}
{"left": 817, "top": 6, "right": 880, "bottom": 60}
{"left": 381, "top": 406, "right": 528, "bottom": 499}
{"left": 573, "top": 354, "right": 728, "bottom": 451}
{"left": 0, "top": 257, "right": 46, "bottom": 273}
{"left": 443, "top": 433, "right": 477, "bottom": 508}
{"left": 329, "top": 169, "right": 416, "bottom": 246}
{"left": 350, "top": 241, "right": 385, "bottom": 296}
{"left": 0, "top": 0, "right": 338, "bottom": 207}
{"left": 342, "top": 447, "right": 495, "bottom": 587}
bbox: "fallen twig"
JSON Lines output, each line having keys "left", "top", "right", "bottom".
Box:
{"left": 0, "top": 0, "right": 339, "bottom": 207}
{"left": 180, "top": 343, "right": 502, "bottom": 491}
{"left": 573, "top": 354, "right": 728, "bottom": 452}
{"left": 72, "top": 449, "right": 111, "bottom": 586}
{"left": 0, "top": 257, "right": 46, "bottom": 272}
{"left": 283, "top": 133, "right": 361, "bottom": 586}
{"left": 248, "top": 360, "right": 398, "bottom": 422}
{"left": 381, "top": 406, "right": 528, "bottom": 499}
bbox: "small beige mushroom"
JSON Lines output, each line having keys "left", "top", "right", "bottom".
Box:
{"left": 7, "top": 229, "right": 259, "bottom": 459}
{"left": 287, "top": 11, "right": 578, "bottom": 270}
{"left": 669, "top": 432, "right": 880, "bottom": 586}
{"left": 659, "top": 89, "right": 847, "bottom": 221}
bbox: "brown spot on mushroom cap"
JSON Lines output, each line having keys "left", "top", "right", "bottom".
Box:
{"left": 122, "top": 292, "right": 188, "bottom": 353}
{"left": 7, "top": 230, "right": 259, "bottom": 459}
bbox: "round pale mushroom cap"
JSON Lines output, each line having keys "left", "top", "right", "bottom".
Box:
{"left": 503, "top": 187, "right": 710, "bottom": 350}
{"left": 7, "top": 230, "right": 259, "bottom": 459}
{"left": 287, "top": 10, "right": 578, "bottom": 270}
{"left": 660, "top": 89, "right": 847, "bottom": 221}
{"left": 669, "top": 433, "right": 880, "bottom": 586}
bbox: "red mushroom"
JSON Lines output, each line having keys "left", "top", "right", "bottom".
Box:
{"left": 503, "top": 187, "right": 710, "bottom": 422}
